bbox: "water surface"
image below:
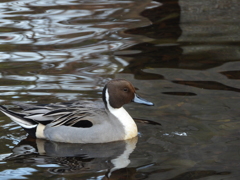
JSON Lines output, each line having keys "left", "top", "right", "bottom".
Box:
{"left": 0, "top": 0, "right": 240, "bottom": 179}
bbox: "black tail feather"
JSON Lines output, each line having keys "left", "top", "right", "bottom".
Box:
{"left": 0, "top": 105, "right": 38, "bottom": 127}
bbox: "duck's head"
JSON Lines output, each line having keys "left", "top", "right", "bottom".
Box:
{"left": 102, "top": 79, "right": 154, "bottom": 109}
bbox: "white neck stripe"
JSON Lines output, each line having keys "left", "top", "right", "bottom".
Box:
{"left": 105, "top": 88, "right": 138, "bottom": 139}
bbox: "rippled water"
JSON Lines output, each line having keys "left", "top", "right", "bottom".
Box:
{"left": 0, "top": 0, "right": 240, "bottom": 179}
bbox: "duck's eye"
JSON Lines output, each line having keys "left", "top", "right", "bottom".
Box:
{"left": 123, "top": 88, "right": 128, "bottom": 92}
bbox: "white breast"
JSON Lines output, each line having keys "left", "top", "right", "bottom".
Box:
{"left": 105, "top": 88, "right": 138, "bottom": 139}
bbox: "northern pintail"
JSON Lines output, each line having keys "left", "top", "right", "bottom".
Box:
{"left": 0, "top": 79, "right": 153, "bottom": 143}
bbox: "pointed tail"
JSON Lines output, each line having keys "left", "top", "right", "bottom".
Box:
{"left": 0, "top": 105, "right": 38, "bottom": 129}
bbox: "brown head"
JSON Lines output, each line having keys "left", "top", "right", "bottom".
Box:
{"left": 102, "top": 79, "right": 153, "bottom": 109}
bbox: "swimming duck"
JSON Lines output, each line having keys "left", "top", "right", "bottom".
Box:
{"left": 0, "top": 79, "right": 153, "bottom": 143}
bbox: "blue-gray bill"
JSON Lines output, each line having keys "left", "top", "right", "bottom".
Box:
{"left": 133, "top": 94, "right": 154, "bottom": 106}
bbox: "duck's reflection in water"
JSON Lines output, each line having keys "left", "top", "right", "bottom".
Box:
{"left": 4, "top": 136, "right": 138, "bottom": 178}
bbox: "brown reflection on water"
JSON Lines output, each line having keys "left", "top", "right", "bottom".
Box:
{"left": 115, "top": 0, "right": 240, "bottom": 179}
{"left": 172, "top": 80, "right": 240, "bottom": 93}
{"left": 220, "top": 71, "right": 240, "bottom": 80}
{"left": 118, "top": 0, "right": 240, "bottom": 80}
{"left": 162, "top": 92, "right": 196, "bottom": 96}
{"left": 168, "top": 170, "right": 230, "bottom": 180}
{"left": 117, "top": 0, "right": 182, "bottom": 80}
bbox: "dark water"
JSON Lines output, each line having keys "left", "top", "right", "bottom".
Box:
{"left": 0, "top": 0, "right": 239, "bottom": 179}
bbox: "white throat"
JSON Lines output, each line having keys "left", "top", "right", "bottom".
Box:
{"left": 105, "top": 88, "right": 138, "bottom": 139}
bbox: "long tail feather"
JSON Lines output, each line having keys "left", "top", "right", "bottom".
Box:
{"left": 0, "top": 105, "right": 37, "bottom": 129}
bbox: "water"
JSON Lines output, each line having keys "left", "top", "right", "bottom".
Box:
{"left": 0, "top": 0, "right": 239, "bottom": 179}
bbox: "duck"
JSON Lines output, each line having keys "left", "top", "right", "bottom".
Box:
{"left": 0, "top": 79, "right": 154, "bottom": 143}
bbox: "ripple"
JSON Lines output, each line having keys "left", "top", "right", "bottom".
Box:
{"left": 10, "top": 52, "right": 43, "bottom": 61}
{"left": 0, "top": 0, "right": 150, "bottom": 80}
{"left": 0, "top": 167, "right": 37, "bottom": 180}
{"left": 163, "top": 132, "right": 188, "bottom": 137}
{"left": 0, "top": 86, "right": 35, "bottom": 91}
{"left": 3, "top": 75, "right": 37, "bottom": 81}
